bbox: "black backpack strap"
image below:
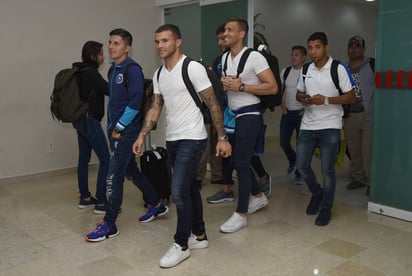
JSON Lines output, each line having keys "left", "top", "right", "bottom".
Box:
{"left": 330, "top": 60, "right": 342, "bottom": 95}
{"left": 301, "top": 62, "right": 311, "bottom": 84}
{"left": 236, "top": 48, "right": 254, "bottom": 78}
{"left": 283, "top": 66, "right": 292, "bottom": 92}
{"left": 156, "top": 65, "right": 163, "bottom": 83}
{"left": 123, "top": 62, "right": 142, "bottom": 89}
{"left": 108, "top": 62, "right": 142, "bottom": 90}
{"left": 331, "top": 59, "right": 352, "bottom": 118}
{"left": 181, "top": 57, "right": 203, "bottom": 110}
{"left": 283, "top": 66, "right": 292, "bottom": 82}
{"left": 222, "top": 48, "right": 254, "bottom": 78}
{"left": 222, "top": 52, "right": 229, "bottom": 77}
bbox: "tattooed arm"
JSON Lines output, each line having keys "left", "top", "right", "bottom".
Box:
{"left": 200, "top": 86, "right": 232, "bottom": 157}
{"left": 133, "top": 94, "right": 164, "bottom": 156}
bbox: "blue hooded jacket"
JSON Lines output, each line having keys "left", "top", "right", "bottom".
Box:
{"left": 107, "top": 57, "right": 144, "bottom": 135}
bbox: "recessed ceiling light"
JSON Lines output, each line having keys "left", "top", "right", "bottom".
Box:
{"left": 365, "top": 0, "right": 375, "bottom": 2}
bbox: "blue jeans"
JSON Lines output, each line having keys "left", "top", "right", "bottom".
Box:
{"left": 280, "top": 110, "right": 303, "bottom": 166}
{"left": 104, "top": 133, "right": 159, "bottom": 226}
{"left": 74, "top": 116, "right": 110, "bottom": 202}
{"left": 166, "top": 139, "right": 207, "bottom": 248}
{"left": 296, "top": 129, "right": 340, "bottom": 210}
{"left": 232, "top": 115, "right": 261, "bottom": 214}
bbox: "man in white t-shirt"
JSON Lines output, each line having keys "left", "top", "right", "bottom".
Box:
{"left": 280, "top": 45, "right": 307, "bottom": 185}
{"left": 133, "top": 24, "right": 231, "bottom": 268}
{"left": 296, "top": 32, "right": 355, "bottom": 226}
{"left": 218, "top": 18, "right": 277, "bottom": 234}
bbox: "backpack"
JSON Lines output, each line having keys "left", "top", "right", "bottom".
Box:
{"left": 50, "top": 66, "right": 92, "bottom": 123}
{"left": 302, "top": 60, "right": 351, "bottom": 118}
{"left": 282, "top": 66, "right": 292, "bottom": 93}
{"left": 223, "top": 47, "right": 282, "bottom": 112}
{"left": 156, "top": 57, "right": 224, "bottom": 124}
{"left": 108, "top": 62, "right": 153, "bottom": 123}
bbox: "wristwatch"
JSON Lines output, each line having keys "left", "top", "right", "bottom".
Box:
{"left": 239, "top": 83, "right": 245, "bottom": 92}
{"left": 218, "top": 135, "right": 229, "bottom": 141}
{"left": 324, "top": 96, "right": 329, "bottom": 106}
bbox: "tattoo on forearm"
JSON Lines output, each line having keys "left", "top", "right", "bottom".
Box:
{"left": 140, "top": 94, "right": 163, "bottom": 136}
{"left": 201, "top": 87, "right": 225, "bottom": 136}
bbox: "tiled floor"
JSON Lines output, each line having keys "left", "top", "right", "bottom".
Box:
{"left": 1, "top": 146, "right": 411, "bottom": 275}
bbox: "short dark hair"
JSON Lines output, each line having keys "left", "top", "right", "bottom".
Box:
{"left": 155, "top": 24, "right": 181, "bottom": 39}
{"left": 225, "top": 18, "right": 249, "bottom": 33}
{"left": 81, "top": 40, "right": 103, "bottom": 65}
{"left": 109, "top": 28, "right": 133, "bottom": 46}
{"left": 216, "top": 24, "right": 225, "bottom": 35}
{"left": 307, "top": 32, "right": 328, "bottom": 46}
{"left": 291, "top": 45, "right": 307, "bottom": 56}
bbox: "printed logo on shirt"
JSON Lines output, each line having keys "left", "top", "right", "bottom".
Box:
{"left": 116, "top": 73, "right": 124, "bottom": 85}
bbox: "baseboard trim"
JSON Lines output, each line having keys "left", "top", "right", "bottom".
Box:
{"left": 0, "top": 164, "right": 98, "bottom": 184}
{"left": 368, "top": 201, "right": 412, "bottom": 222}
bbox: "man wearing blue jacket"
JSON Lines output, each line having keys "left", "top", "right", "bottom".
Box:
{"left": 86, "top": 28, "right": 168, "bottom": 242}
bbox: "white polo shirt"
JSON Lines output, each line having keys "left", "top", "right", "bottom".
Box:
{"left": 153, "top": 55, "right": 209, "bottom": 141}
{"left": 296, "top": 57, "right": 354, "bottom": 130}
{"left": 221, "top": 47, "right": 269, "bottom": 112}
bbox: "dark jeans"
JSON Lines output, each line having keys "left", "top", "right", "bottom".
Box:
{"left": 74, "top": 116, "right": 110, "bottom": 202}
{"left": 104, "top": 133, "right": 159, "bottom": 226}
{"left": 166, "top": 139, "right": 207, "bottom": 248}
{"left": 232, "top": 115, "right": 261, "bottom": 214}
{"left": 280, "top": 110, "right": 303, "bottom": 166}
{"left": 222, "top": 134, "right": 267, "bottom": 185}
{"left": 296, "top": 129, "right": 340, "bottom": 210}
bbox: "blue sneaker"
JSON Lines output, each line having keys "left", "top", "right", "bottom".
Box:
{"left": 85, "top": 220, "right": 119, "bottom": 242}
{"left": 139, "top": 202, "right": 169, "bottom": 223}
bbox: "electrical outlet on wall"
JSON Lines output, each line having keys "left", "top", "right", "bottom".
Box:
{"left": 48, "top": 143, "right": 55, "bottom": 153}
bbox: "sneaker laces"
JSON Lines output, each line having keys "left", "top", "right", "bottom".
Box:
{"left": 93, "top": 220, "right": 106, "bottom": 234}
{"left": 164, "top": 243, "right": 181, "bottom": 257}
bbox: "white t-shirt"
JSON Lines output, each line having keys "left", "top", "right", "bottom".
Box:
{"left": 221, "top": 47, "right": 269, "bottom": 112}
{"left": 153, "top": 55, "right": 209, "bottom": 141}
{"left": 296, "top": 57, "right": 354, "bottom": 130}
{"left": 281, "top": 67, "right": 304, "bottom": 111}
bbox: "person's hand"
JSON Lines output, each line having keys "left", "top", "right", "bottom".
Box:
{"left": 216, "top": 141, "right": 232, "bottom": 157}
{"left": 133, "top": 135, "right": 145, "bottom": 156}
{"left": 311, "top": 94, "right": 327, "bottom": 105}
{"left": 111, "top": 130, "right": 122, "bottom": 139}
{"left": 221, "top": 76, "right": 242, "bottom": 92}
{"left": 281, "top": 103, "right": 288, "bottom": 114}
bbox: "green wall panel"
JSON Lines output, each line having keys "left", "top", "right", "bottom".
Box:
{"left": 201, "top": 0, "right": 248, "bottom": 67}
{"left": 164, "top": 4, "right": 201, "bottom": 60}
{"left": 371, "top": 0, "right": 412, "bottom": 212}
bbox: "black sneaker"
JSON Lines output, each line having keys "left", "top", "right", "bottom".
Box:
{"left": 346, "top": 180, "right": 366, "bottom": 190}
{"left": 306, "top": 190, "right": 323, "bottom": 215}
{"left": 315, "top": 208, "right": 331, "bottom": 226}
{"left": 78, "top": 196, "right": 97, "bottom": 209}
{"left": 94, "top": 203, "right": 106, "bottom": 214}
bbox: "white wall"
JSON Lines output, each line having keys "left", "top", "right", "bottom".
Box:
{"left": 0, "top": 0, "right": 378, "bottom": 179}
{"left": 255, "top": 0, "right": 377, "bottom": 140}
{"left": 254, "top": 0, "right": 377, "bottom": 68}
{"left": 0, "top": 0, "right": 164, "bottom": 178}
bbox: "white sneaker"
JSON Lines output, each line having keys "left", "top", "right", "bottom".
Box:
{"left": 247, "top": 194, "right": 268, "bottom": 214}
{"left": 160, "top": 243, "right": 190, "bottom": 268}
{"left": 188, "top": 233, "right": 209, "bottom": 249}
{"left": 219, "top": 212, "right": 247, "bottom": 233}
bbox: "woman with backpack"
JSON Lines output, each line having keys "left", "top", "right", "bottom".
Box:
{"left": 72, "top": 41, "right": 110, "bottom": 214}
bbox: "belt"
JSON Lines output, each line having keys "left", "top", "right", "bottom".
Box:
{"left": 350, "top": 110, "right": 364, "bottom": 114}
